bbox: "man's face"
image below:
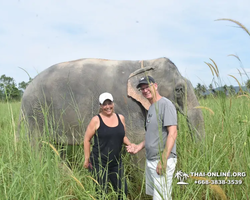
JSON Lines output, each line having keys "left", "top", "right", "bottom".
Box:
{"left": 139, "top": 83, "right": 156, "bottom": 99}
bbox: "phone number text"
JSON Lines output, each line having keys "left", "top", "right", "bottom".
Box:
{"left": 194, "top": 179, "right": 242, "bottom": 185}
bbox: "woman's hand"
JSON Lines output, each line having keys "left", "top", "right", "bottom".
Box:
{"left": 84, "top": 159, "right": 90, "bottom": 169}
{"left": 126, "top": 143, "right": 139, "bottom": 154}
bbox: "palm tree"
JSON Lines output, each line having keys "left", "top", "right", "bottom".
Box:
{"left": 228, "top": 85, "right": 236, "bottom": 96}
{"left": 196, "top": 83, "right": 202, "bottom": 92}
{"left": 182, "top": 173, "right": 189, "bottom": 181}
{"left": 223, "top": 84, "right": 228, "bottom": 95}
{"left": 174, "top": 170, "right": 183, "bottom": 182}
{"left": 209, "top": 83, "right": 216, "bottom": 95}
{"left": 209, "top": 84, "right": 213, "bottom": 91}
{"left": 175, "top": 171, "right": 189, "bottom": 184}
{"left": 195, "top": 83, "right": 202, "bottom": 98}
{"left": 246, "top": 79, "right": 250, "bottom": 92}
{"left": 201, "top": 85, "right": 207, "bottom": 94}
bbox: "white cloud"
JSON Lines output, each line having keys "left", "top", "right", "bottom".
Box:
{"left": 1, "top": 0, "right": 250, "bottom": 88}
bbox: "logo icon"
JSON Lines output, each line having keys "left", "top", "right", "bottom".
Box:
{"left": 175, "top": 170, "right": 189, "bottom": 185}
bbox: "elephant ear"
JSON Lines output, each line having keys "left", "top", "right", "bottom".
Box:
{"left": 127, "top": 64, "right": 155, "bottom": 110}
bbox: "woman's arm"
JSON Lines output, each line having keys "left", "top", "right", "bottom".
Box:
{"left": 119, "top": 114, "right": 132, "bottom": 146}
{"left": 119, "top": 114, "right": 145, "bottom": 154}
{"left": 83, "top": 116, "right": 98, "bottom": 168}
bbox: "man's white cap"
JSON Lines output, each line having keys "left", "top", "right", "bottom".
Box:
{"left": 99, "top": 92, "right": 114, "bottom": 104}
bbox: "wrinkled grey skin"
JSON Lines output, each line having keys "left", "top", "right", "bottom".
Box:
{"left": 20, "top": 57, "right": 205, "bottom": 146}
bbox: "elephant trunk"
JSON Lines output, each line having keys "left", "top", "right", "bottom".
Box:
{"left": 186, "top": 106, "right": 205, "bottom": 140}
{"left": 185, "top": 82, "right": 205, "bottom": 140}
{"left": 175, "top": 79, "right": 205, "bottom": 141}
{"left": 173, "top": 99, "right": 205, "bottom": 141}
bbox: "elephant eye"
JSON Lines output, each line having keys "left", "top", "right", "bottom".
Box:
{"left": 175, "top": 86, "right": 184, "bottom": 96}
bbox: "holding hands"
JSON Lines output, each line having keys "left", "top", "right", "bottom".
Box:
{"left": 126, "top": 141, "right": 145, "bottom": 154}
{"left": 126, "top": 143, "right": 136, "bottom": 154}
{"left": 126, "top": 143, "right": 142, "bottom": 154}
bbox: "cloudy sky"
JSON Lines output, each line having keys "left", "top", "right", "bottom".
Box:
{"left": 1, "top": 0, "right": 250, "bottom": 89}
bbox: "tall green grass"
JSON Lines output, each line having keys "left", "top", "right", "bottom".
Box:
{"left": 175, "top": 94, "right": 250, "bottom": 199}
{"left": 0, "top": 93, "right": 249, "bottom": 199}
{"left": 0, "top": 102, "right": 96, "bottom": 199}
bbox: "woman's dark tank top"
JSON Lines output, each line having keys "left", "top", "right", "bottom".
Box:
{"left": 91, "top": 113, "right": 125, "bottom": 167}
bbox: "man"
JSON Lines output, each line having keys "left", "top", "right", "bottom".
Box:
{"left": 127, "top": 75, "right": 177, "bottom": 200}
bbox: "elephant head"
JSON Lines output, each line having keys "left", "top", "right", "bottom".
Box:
{"left": 127, "top": 58, "right": 205, "bottom": 140}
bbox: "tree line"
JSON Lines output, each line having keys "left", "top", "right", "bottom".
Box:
{"left": 0, "top": 74, "right": 32, "bottom": 101}
{"left": 194, "top": 80, "right": 250, "bottom": 98}
{"left": 1, "top": 73, "right": 250, "bottom": 101}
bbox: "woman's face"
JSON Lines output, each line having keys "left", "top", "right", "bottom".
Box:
{"left": 101, "top": 99, "right": 114, "bottom": 115}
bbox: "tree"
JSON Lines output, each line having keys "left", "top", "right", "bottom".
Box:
{"left": 201, "top": 85, "right": 207, "bottom": 94}
{"left": 0, "top": 74, "right": 21, "bottom": 101}
{"left": 194, "top": 83, "right": 207, "bottom": 98}
{"left": 209, "top": 83, "right": 216, "bottom": 95}
{"left": 228, "top": 85, "right": 236, "bottom": 96}
{"left": 246, "top": 79, "right": 250, "bottom": 92}
{"left": 195, "top": 83, "right": 202, "bottom": 98}
{"left": 196, "top": 83, "right": 201, "bottom": 91}
{"left": 18, "top": 77, "right": 32, "bottom": 90}
{"left": 209, "top": 83, "right": 213, "bottom": 91}
{"left": 18, "top": 77, "right": 32, "bottom": 97}
{"left": 223, "top": 84, "right": 228, "bottom": 95}
{"left": 18, "top": 81, "right": 29, "bottom": 91}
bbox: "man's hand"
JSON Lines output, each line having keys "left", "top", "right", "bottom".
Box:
{"left": 126, "top": 143, "right": 140, "bottom": 154}
{"left": 156, "top": 160, "right": 167, "bottom": 175}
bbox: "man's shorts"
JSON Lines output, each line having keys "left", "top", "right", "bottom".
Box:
{"left": 145, "top": 158, "right": 177, "bottom": 200}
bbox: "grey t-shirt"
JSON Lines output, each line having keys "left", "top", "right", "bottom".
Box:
{"left": 145, "top": 97, "right": 177, "bottom": 160}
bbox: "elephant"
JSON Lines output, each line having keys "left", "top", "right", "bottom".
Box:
{"left": 20, "top": 57, "right": 205, "bottom": 148}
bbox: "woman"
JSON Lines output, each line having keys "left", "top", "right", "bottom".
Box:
{"left": 84, "top": 92, "right": 133, "bottom": 199}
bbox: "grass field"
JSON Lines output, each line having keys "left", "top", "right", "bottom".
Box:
{"left": 0, "top": 94, "right": 249, "bottom": 199}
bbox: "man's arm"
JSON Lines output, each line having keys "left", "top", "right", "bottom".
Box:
{"left": 156, "top": 125, "right": 177, "bottom": 175}
{"left": 119, "top": 114, "right": 145, "bottom": 153}
{"left": 163, "top": 125, "right": 177, "bottom": 159}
